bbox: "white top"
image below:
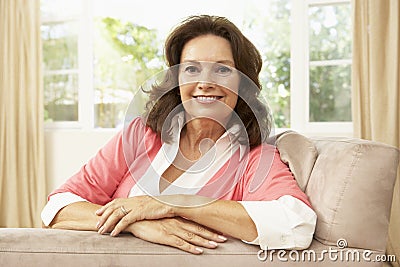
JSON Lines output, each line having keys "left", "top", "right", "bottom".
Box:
{"left": 42, "top": 112, "right": 316, "bottom": 250}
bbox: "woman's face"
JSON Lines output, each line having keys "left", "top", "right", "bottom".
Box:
{"left": 178, "top": 34, "right": 240, "bottom": 124}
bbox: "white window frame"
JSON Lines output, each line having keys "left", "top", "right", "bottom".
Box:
{"left": 44, "top": 0, "right": 353, "bottom": 135}
{"left": 290, "top": 0, "right": 352, "bottom": 135}
{"left": 43, "top": 0, "right": 94, "bottom": 130}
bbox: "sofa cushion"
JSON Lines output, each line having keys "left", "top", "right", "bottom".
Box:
{"left": 274, "top": 131, "right": 318, "bottom": 191}
{"left": 306, "top": 137, "right": 399, "bottom": 252}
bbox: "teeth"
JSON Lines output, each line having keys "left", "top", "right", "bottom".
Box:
{"left": 196, "top": 96, "right": 219, "bottom": 102}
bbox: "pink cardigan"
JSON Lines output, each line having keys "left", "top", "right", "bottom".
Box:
{"left": 50, "top": 117, "right": 311, "bottom": 208}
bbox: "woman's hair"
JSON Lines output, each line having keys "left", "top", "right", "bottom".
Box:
{"left": 144, "top": 15, "right": 272, "bottom": 148}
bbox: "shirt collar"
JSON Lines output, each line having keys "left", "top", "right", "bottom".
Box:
{"left": 167, "top": 111, "right": 248, "bottom": 160}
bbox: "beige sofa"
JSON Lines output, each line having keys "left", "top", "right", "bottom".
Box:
{"left": 1, "top": 132, "right": 399, "bottom": 266}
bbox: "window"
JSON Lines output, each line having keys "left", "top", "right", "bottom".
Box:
{"left": 41, "top": 0, "right": 81, "bottom": 125}
{"left": 291, "top": 0, "right": 352, "bottom": 133}
{"left": 41, "top": 0, "right": 351, "bottom": 133}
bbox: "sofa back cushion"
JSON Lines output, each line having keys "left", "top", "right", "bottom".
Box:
{"left": 274, "top": 131, "right": 318, "bottom": 191}
{"left": 306, "top": 137, "right": 399, "bottom": 252}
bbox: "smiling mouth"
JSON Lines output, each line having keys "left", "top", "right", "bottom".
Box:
{"left": 193, "top": 96, "right": 223, "bottom": 103}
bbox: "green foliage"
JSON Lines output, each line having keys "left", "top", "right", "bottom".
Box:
{"left": 309, "top": 3, "right": 352, "bottom": 122}
{"left": 93, "top": 18, "right": 164, "bottom": 127}
{"left": 243, "top": 0, "right": 291, "bottom": 128}
{"left": 41, "top": 23, "right": 78, "bottom": 70}
{"left": 100, "top": 17, "right": 162, "bottom": 70}
{"left": 309, "top": 65, "right": 351, "bottom": 122}
{"left": 309, "top": 4, "right": 352, "bottom": 61}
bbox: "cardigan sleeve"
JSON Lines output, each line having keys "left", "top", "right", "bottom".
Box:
{"left": 238, "top": 145, "right": 316, "bottom": 250}
{"left": 240, "top": 144, "right": 312, "bottom": 206}
{"left": 47, "top": 117, "right": 145, "bottom": 205}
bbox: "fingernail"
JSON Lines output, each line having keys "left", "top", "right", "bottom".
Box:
{"left": 218, "top": 235, "right": 227, "bottom": 241}
{"left": 209, "top": 241, "right": 218, "bottom": 247}
{"left": 110, "top": 230, "right": 115, "bottom": 237}
{"left": 98, "top": 226, "right": 105, "bottom": 234}
{"left": 96, "top": 221, "right": 100, "bottom": 229}
{"left": 195, "top": 247, "right": 203, "bottom": 254}
{"left": 95, "top": 209, "right": 100, "bottom": 215}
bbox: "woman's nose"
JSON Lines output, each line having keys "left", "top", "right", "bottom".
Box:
{"left": 196, "top": 69, "right": 216, "bottom": 89}
{"left": 197, "top": 81, "right": 215, "bottom": 90}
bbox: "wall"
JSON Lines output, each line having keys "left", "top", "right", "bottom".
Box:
{"left": 44, "top": 130, "right": 117, "bottom": 193}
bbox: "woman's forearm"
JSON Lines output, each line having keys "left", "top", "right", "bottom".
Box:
{"left": 170, "top": 195, "right": 258, "bottom": 242}
{"left": 48, "top": 201, "right": 101, "bottom": 231}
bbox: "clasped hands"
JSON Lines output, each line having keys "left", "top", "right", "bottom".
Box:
{"left": 94, "top": 195, "right": 227, "bottom": 254}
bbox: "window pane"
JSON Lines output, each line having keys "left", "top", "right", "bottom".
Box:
{"left": 244, "top": 0, "right": 291, "bottom": 128}
{"left": 309, "top": 4, "right": 351, "bottom": 61}
{"left": 44, "top": 73, "right": 78, "bottom": 121}
{"left": 41, "top": 22, "right": 78, "bottom": 70}
{"left": 93, "top": 17, "right": 164, "bottom": 128}
{"left": 309, "top": 65, "right": 351, "bottom": 122}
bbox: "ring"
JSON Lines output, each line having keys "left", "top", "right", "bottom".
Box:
{"left": 120, "top": 206, "right": 129, "bottom": 215}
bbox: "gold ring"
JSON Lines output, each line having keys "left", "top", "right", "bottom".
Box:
{"left": 120, "top": 206, "right": 128, "bottom": 215}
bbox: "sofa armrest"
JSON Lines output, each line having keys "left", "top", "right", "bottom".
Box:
{"left": 0, "top": 228, "right": 387, "bottom": 266}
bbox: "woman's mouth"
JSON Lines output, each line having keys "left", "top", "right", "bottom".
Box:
{"left": 193, "top": 95, "right": 223, "bottom": 104}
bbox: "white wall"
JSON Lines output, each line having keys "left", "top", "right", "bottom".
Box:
{"left": 44, "top": 130, "right": 117, "bottom": 194}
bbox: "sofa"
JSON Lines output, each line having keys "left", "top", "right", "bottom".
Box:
{"left": 1, "top": 131, "right": 399, "bottom": 266}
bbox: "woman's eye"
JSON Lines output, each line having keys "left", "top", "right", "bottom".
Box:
{"left": 215, "top": 66, "right": 232, "bottom": 76}
{"left": 184, "top": 66, "right": 200, "bottom": 74}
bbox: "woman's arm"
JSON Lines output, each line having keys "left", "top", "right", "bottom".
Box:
{"left": 173, "top": 196, "right": 259, "bottom": 241}
{"left": 96, "top": 195, "right": 257, "bottom": 242}
{"left": 41, "top": 118, "right": 148, "bottom": 228}
{"left": 47, "top": 201, "right": 101, "bottom": 230}
{"left": 48, "top": 199, "right": 225, "bottom": 255}
{"left": 96, "top": 194, "right": 316, "bottom": 250}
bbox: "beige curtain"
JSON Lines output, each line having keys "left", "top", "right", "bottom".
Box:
{"left": 352, "top": 0, "right": 400, "bottom": 266}
{"left": 0, "top": 0, "right": 46, "bottom": 227}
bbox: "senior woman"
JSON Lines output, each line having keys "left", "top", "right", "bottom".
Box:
{"left": 41, "top": 15, "right": 316, "bottom": 254}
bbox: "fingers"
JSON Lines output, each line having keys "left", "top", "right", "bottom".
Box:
{"left": 97, "top": 205, "right": 128, "bottom": 235}
{"left": 110, "top": 215, "right": 131, "bottom": 236}
{"left": 96, "top": 196, "right": 171, "bottom": 233}
{"left": 128, "top": 219, "right": 225, "bottom": 255}
{"left": 129, "top": 220, "right": 205, "bottom": 255}
{"left": 165, "top": 234, "right": 205, "bottom": 254}
{"left": 95, "top": 200, "right": 114, "bottom": 216}
{"left": 95, "top": 198, "right": 122, "bottom": 229}
{"left": 180, "top": 219, "right": 227, "bottom": 243}
{"left": 159, "top": 218, "right": 227, "bottom": 253}
{"left": 174, "top": 228, "right": 219, "bottom": 250}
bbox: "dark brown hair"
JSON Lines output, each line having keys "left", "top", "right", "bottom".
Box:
{"left": 144, "top": 15, "right": 272, "bottom": 148}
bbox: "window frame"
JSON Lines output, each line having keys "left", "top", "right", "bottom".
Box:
{"left": 290, "top": 0, "right": 352, "bottom": 134}
{"left": 43, "top": 0, "right": 94, "bottom": 130}
{"left": 43, "top": 0, "right": 353, "bottom": 135}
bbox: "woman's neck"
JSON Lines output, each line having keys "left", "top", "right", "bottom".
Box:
{"left": 180, "top": 117, "right": 226, "bottom": 158}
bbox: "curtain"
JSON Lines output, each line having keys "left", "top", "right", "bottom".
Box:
{"left": 0, "top": 0, "right": 46, "bottom": 227}
{"left": 352, "top": 0, "right": 400, "bottom": 266}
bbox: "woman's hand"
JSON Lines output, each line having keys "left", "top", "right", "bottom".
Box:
{"left": 95, "top": 194, "right": 258, "bottom": 243}
{"left": 126, "top": 217, "right": 227, "bottom": 254}
{"left": 95, "top": 196, "right": 176, "bottom": 236}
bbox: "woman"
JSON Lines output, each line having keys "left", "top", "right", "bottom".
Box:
{"left": 41, "top": 15, "right": 316, "bottom": 254}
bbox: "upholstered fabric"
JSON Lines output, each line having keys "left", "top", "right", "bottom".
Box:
{"left": 275, "top": 131, "right": 318, "bottom": 191}
{"left": 306, "top": 137, "right": 399, "bottom": 251}
{"left": 0, "top": 228, "right": 386, "bottom": 266}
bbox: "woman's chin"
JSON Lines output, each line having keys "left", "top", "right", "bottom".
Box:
{"left": 184, "top": 110, "right": 232, "bottom": 126}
